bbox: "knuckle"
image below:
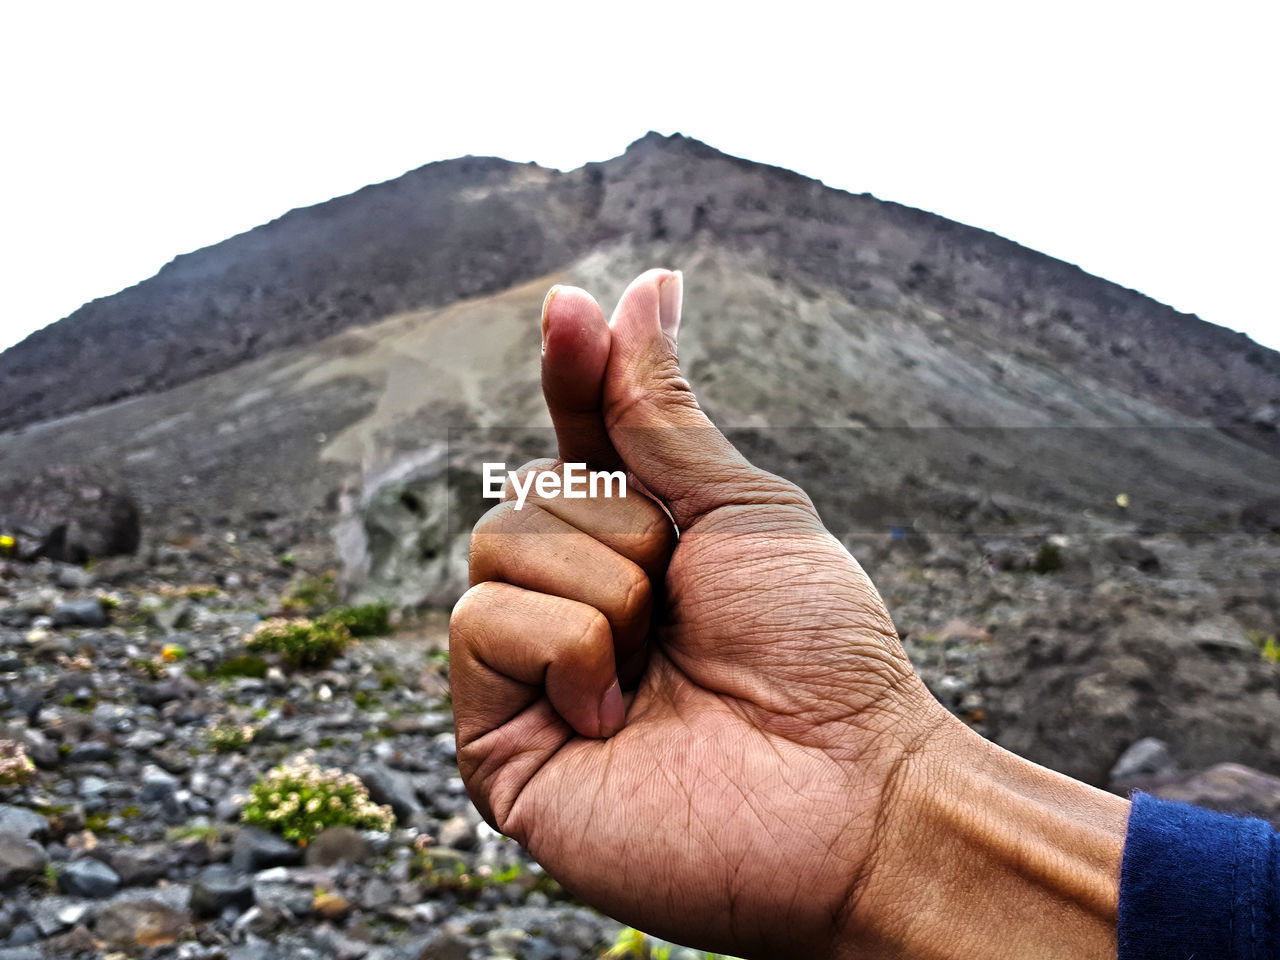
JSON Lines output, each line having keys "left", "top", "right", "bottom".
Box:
{"left": 632, "top": 511, "right": 677, "bottom": 570}
{"left": 567, "top": 609, "right": 613, "bottom": 670}
{"left": 449, "top": 582, "right": 496, "bottom": 632}
{"left": 472, "top": 498, "right": 518, "bottom": 537}
{"left": 616, "top": 563, "right": 652, "bottom": 625}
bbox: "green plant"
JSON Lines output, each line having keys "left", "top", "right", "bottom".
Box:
{"left": 1248, "top": 630, "right": 1280, "bottom": 664}
{"left": 602, "top": 929, "right": 740, "bottom": 960}
{"left": 1032, "top": 542, "right": 1064, "bottom": 574}
{"left": 240, "top": 751, "right": 394, "bottom": 844}
{"left": 281, "top": 572, "right": 340, "bottom": 616}
{"left": 0, "top": 740, "right": 35, "bottom": 786}
{"left": 321, "top": 603, "right": 391, "bottom": 638}
{"left": 245, "top": 618, "right": 351, "bottom": 669}
{"left": 215, "top": 654, "right": 270, "bottom": 679}
{"left": 208, "top": 722, "right": 258, "bottom": 753}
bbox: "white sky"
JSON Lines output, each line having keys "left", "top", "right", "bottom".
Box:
{"left": 1, "top": 1, "right": 1277, "bottom": 353}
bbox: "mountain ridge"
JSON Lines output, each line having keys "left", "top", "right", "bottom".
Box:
{"left": 3, "top": 131, "right": 1278, "bottom": 443}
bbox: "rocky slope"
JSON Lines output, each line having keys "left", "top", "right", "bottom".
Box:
{"left": 4, "top": 132, "right": 1280, "bottom": 446}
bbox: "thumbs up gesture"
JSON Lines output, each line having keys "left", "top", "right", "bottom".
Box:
{"left": 450, "top": 270, "right": 1127, "bottom": 959}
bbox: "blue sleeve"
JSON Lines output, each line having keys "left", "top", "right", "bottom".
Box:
{"left": 1119, "top": 791, "right": 1280, "bottom": 959}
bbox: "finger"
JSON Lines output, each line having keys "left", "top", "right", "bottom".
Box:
{"left": 603, "top": 269, "right": 814, "bottom": 530}
{"left": 499, "top": 458, "right": 676, "bottom": 580}
{"left": 469, "top": 500, "right": 652, "bottom": 667}
{"left": 541, "top": 285, "right": 621, "bottom": 468}
{"left": 449, "top": 581, "right": 625, "bottom": 747}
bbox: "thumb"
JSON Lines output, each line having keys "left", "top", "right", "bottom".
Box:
{"left": 603, "top": 268, "right": 811, "bottom": 530}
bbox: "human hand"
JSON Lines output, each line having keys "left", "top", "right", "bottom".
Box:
{"left": 451, "top": 269, "right": 1127, "bottom": 959}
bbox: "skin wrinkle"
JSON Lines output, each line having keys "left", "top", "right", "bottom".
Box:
{"left": 456, "top": 270, "right": 1129, "bottom": 960}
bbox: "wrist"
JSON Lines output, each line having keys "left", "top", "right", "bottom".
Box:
{"left": 842, "top": 712, "right": 1130, "bottom": 960}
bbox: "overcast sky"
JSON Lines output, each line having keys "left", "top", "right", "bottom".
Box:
{"left": 2, "top": 1, "right": 1276, "bottom": 353}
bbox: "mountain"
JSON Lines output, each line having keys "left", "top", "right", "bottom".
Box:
{"left": 3, "top": 132, "right": 1280, "bottom": 792}
{"left": 1, "top": 132, "right": 1278, "bottom": 539}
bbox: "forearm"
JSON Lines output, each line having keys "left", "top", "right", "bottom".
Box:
{"left": 845, "top": 716, "right": 1130, "bottom": 960}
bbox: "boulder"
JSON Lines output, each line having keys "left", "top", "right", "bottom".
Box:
{"left": 332, "top": 445, "right": 493, "bottom": 611}
{"left": 0, "top": 466, "right": 140, "bottom": 564}
{"left": 1144, "top": 763, "right": 1280, "bottom": 829}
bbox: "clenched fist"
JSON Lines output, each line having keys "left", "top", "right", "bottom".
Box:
{"left": 450, "top": 269, "right": 1128, "bottom": 960}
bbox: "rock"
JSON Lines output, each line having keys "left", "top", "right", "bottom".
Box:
{"left": 1145, "top": 763, "right": 1280, "bottom": 829}
{"left": 437, "top": 815, "right": 477, "bottom": 852}
{"left": 16, "top": 728, "right": 57, "bottom": 769}
{"left": 151, "top": 600, "right": 195, "bottom": 633}
{"left": 191, "top": 865, "right": 254, "bottom": 918}
{"left": 357, "top": 761, "right": 424, "bottom": 824}
{"left": 332, "top": 446, "right": 478, "bottom": 610}
{"left": 97, "top": 843, "right": 176, "bottom": 887}
{"left": 0, "top": 947, "right": 42, "bottom": 960}
{"left": 139, "top": 764, "right": 180, "bottom": 802}
{"left": 981, "top": 611, "right": 1280, "bottom": 786}
{"left": 253, "top": 878, "right": 314, "bottom": 917}
{"left": 57, "top": 857, "right": 120, "bottom": 898}
{"left": 93, "top": 899, "right": 189, "bottom": 949}
{"left": 1102, "top": 536, "right": 1160, "bottom": 572}
{"left": 50, "top": 599, "right": 107, "bottom": 628}
{"left": 0, "top": 834, "right": 48, "bottom": 888}
{"left": 231, "top": 827, "right": 302, "bottom": 873}
{"left": 1110, "top": 737, "right": 1178, "bottom": 789}
{"left": 0, "top": 806, "right": 47, "bottom": 840}
{"left": 122, "top": 728, "right": 166, "bottom": 751}
{"left": 416, "top": 933, "right": 473, "bottom": 960}
{"left": 66, "top": 741, "right": 114, "bottom": 763}
{"left": 360, "top": 876, "right": 395, "bottom": 910}
{"left": 312, "top": 890, "right": 351, "bottom": 921}
{"left": 304, "top": 826, "right": 372, "bottom": 867}
{"left": 38, "top": 924, "right": 96, "bottom": 957}
{"left": 53, "top": 564, "right": 95, "bottom": 589}
{"left": 0, "top": 466, "right": 141, "bottom": 564}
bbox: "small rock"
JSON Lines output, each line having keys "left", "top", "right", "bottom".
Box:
{"left": 312, "top": 890, "right": 351, "bottom": 921}
{"left": 51, "top": 600, "right": 107, "bottom": 628}
{"left": 122, "top": 729, "right": 166, "bottom": 751}
{"left": 139, "top": 764, "right": 180, "bottom": 802}
{"left": 416, "top": 933, "right": 472, "bottom": 960}
{"left": 93, "top": 899, "right": 189, "bottom": 949}
{"left": 357, "top": 762, "right": 423, "bottom": 823}
{"left": 1110, "top": 737, "right": 1178, "bottom": 788}
{"left": 437, "top": 815, "right": 477, "bottom": 852}
{"left": 67, "top": 741, "right": 114, "bottom": 764}
{"left": 231, "top": 827, "right": 302, "bottom": 873}
{"left": 53, "top": 565, "right": 94, "bottom": 590}
{"left": 0, "top": 805, "right": 48, "bottom": 840}
{"left": 57, "top": 857, "right": 120, "bottom": 898}
{"left": 360, "top": 876, "right": 395, "bottom": 910}
{"left": 0, "top": 834, "right": 48, "bottom": 888}
{"left": 1148, "top": 763, "right": 1280, "bottom": 828}
{"left": 190, "top": 865, "right": 254, "bottom": 918}
{"left": 304, "top": 826, "right": 372, "bottom": 867}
